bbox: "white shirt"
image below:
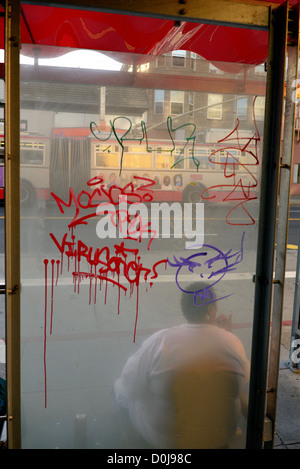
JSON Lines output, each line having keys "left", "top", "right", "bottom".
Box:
{"left": 114, "top": 323, "right": 250, "bottom": 449}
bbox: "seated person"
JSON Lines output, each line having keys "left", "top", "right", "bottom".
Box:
{"left": 114, "top": 282, "right": 250, "bottom": 449}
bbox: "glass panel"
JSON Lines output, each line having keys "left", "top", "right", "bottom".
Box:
{"left": 253, "top": 96, "right": 265, "bottom": 121}
{"left": 0, "top": 91, "right": 5, "bottom": 443}
{"left": 20, "top": 21, "right": 266, "bottom": 449}
{"left": 207, "top": 94, "right": 223, "bottom": 119}
{"left": 170, "top": 90, "right": 184, "bottom": 115}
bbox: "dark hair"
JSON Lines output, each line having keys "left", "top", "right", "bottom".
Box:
{"left": 180, "top": 282, "right": 215, "bottom": 323}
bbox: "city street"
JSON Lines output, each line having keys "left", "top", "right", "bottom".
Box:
{"left": 6, "top": 200, "right": 300, "bottom": 255}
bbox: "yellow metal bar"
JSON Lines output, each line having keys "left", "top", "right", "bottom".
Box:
{"left": 23, "top": 0, "right": 270, "bottom": 29}
{"left": 4, "top": 0, "right": 21, "bottom": 449}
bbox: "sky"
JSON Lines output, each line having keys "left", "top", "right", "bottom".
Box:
{"left": 0, "top": 49, "right": 123, "bottom": 71}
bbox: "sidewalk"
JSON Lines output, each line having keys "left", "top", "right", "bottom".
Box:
{"left": 273, "top": 242, "right": 300, "bottom": 449}
{"left": 273, "top": 342, "right": 300, "bottom": 448}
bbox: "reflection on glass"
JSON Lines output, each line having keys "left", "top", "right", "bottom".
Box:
{"left": 19, "top": 37, "right": 265, "bottom": 449}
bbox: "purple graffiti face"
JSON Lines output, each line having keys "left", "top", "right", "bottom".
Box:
{"left": 168, "top": 232, "right": 245, "bottom": 304}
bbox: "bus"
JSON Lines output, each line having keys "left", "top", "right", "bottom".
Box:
{"left": 0, "top": 125, "right": 261, "bottom": 207}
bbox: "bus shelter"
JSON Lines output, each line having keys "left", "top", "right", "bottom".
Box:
{"left": 0, "top": 0, "right": 299, "bottom": 450}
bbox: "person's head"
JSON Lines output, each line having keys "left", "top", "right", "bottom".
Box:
{"left": 163, "top": 175, "right": 171, "bottom": 186}
{"left": 180, "top": 282, "right": 217, "bottom": 324}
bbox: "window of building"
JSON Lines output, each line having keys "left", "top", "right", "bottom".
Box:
{"left": 207, "top": 94, "right": 223, "bottom": 119}
{"left": 294, "top": 164, "right": 300, "bottom": 183}
{"left": 253, "top": 96, "right": 265, "bottom": 121}
{"left": 236, "top": 96, "right": 248, "bottom": 120}
{"left": 170, "top": 90, "right": 184, "bottom": 115}
{"left": 154, "top": 89, "right": 164, "bottom": 115}
{"left": 172, "top": 50, "right": 186, "bottom": 67}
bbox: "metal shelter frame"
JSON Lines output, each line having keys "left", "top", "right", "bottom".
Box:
{"left": 3, "top": 0, "right": 299, "bottom": 449}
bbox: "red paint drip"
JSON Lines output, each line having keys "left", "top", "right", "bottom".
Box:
{"left": 50, "top": 259, "right": 56, "bottom": 335}
{"left": 43, "top": 259, "right": 48, "bottom": 408}
{"left": 94, "top": 265, "right": 97, "bottom": 305}
{"left": 117, "top": 270, "right": 121, "bottom": 315}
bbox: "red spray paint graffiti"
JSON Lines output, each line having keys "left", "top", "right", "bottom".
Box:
{"left": 201, "top": 97, "right": 261, "bottom": 225}
{"left": 43, "top": 176, "right": 167, "bottom": 407}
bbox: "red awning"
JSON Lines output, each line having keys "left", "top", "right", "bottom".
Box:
{"left": 1, "top": 1, "right": 299, "bottom": 67}
{"left": 19, "top": 5, "right": 268, "bottom": 67}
